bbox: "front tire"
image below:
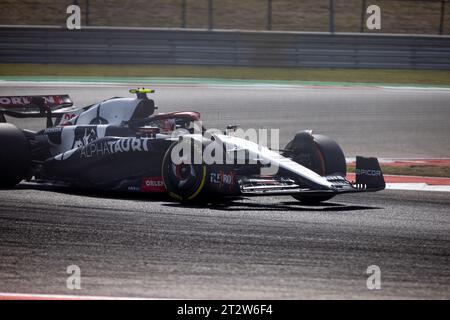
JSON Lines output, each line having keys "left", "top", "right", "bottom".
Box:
{"left": 313, "top": 134, "right": 346, "bottom": 177}
{"left": 0, "top": 123, "right": 31, "bottom": 188}
{"left": 291, "top": 194, "right": 335, "bottom": 204}
{"left": 161, "top": 140, "right": 207, "bottom": 201}
{"left": 287, "top": 132, "right": 346, "bottom": 204}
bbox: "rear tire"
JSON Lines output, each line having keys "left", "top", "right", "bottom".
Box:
{"left": 0, "top": 123, "right": 31, "bottom": 188}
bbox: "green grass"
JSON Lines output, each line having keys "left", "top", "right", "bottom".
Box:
{"left": 347, "top": 165, "right": 450, "bottom": 178}
{"left": 1, "top": 64, "right": 450, "bottom": 86}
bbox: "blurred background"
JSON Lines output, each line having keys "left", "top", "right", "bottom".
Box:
{"left": 0, "top": 0, "right": 449, "bottom": 74}
{"left": 0, "top": 0, "right": 449, "bottom": 34}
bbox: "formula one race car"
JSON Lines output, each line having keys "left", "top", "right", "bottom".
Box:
{"left": 0, "top": 89, "right": 385, "bottom": 203}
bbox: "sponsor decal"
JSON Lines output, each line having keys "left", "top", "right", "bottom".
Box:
{"left": 355, "top": 169, "right": 382, "bottom": 177}
{"left": 210, "top": 170, "right": 236, "bottom": 189}
{"left": 80, "top": 138, "right": 150, "bottom": 159}
{"left": 0, "top": 95, "right": 70, "bottom": 108}
{"left": 141, "top": 177, "right": 166, "bottom": 192}
{"left": 44, "top": 127, "right": 64, "bottom": 134}
{"left": 73, "top": 127, "right": 98, "bottom": 149}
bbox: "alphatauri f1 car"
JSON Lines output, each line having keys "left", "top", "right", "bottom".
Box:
{"left": 0, "top": 89, "right": 385, "bottom": 203}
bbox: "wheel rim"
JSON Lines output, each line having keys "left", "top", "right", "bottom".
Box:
{"left": 169, "top": 162, "right": 197, "bottom": 191}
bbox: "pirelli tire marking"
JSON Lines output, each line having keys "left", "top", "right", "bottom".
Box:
{"left": 187, "top": 166, "right": 207, "bottom": 200}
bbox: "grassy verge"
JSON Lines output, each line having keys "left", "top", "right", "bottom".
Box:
{"left": 347, "top": 165, "right": 450, "bottom": 178}
{"left": 1, "top": 64, "right": 450, "bottom": 86}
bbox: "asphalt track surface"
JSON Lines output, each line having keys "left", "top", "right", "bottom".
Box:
{"left": 0, "top": 83, "right": 449, "bottom": 299}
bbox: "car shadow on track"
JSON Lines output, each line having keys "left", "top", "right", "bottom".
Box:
{"left": 163, "top": 199, "right": 381, "bottom": 212}
{"left": 16, "top": 183, "right": 381, "bottom": 212}
{"left": 16, "top": 182, "right": 172, "bottom": 202}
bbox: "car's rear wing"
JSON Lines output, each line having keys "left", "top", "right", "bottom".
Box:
{"left": 0, "top": 95, "right": 74, "bottom": 127}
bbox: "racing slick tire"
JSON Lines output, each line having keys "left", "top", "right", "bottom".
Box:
{"left": 292, "top": 193, "right": 335, "bottom": 204}
{"left": 287, "top": 132, "right": 346, "bottom": 204}
{"left": 161, "top": 140, "right": 207, "bottom": 201}
{"left": 0, "top": 123, "right": 31, "bottom": 188}
{"left": 312, "top": 134, "right": 347, "bottom": 177}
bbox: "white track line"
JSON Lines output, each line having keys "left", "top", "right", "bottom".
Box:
{"left": 386, "top": 183, "right": 450, "bottom": 192}
{"left": 2, "top": 80, "right": 450, "bottom": 91}
{"left": 346, "top": 157, "right": 450, "bottom": 163}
